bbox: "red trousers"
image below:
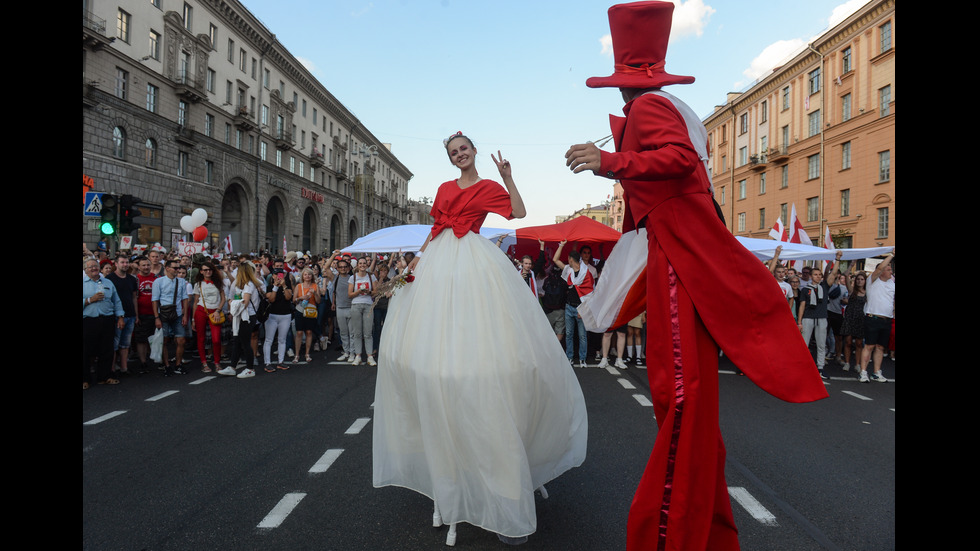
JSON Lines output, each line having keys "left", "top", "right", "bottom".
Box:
{"left": 194, "top": 307, "right": 221, "bottom": 363}
{"left": 626, "top": 240, "right": 739, "bottom": 551}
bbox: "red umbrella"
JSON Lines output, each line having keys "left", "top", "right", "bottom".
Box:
{"left": 513, "top": 216, "right": 622, "bottom": 265}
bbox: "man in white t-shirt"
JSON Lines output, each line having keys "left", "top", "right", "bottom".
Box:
{"left": 859, "top": 252, "right": 895, "bottom": 383}
{"left": 768, "top": 246, "right": 794, "bottom": 301}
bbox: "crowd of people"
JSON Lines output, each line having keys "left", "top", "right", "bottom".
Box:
{"left": 768, "top": 245, "right": 896, "bottom": 382}
{"left": 81, "top": 243, "right": 408, "bottom": 388}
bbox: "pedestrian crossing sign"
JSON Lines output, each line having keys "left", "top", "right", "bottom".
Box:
{"left": 84, "top": 192, "right": 104, "bottom": 217}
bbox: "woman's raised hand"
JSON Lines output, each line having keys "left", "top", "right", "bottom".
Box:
{"left": 491, "top": 151, "right": 512, "bottom": 179}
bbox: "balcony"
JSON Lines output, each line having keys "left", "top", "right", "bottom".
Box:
{"left": 83, "top": 12, "right": 114, "bottom": 50}
{"left": 749, "top": 154, "right": 767, "bottom": 171}
{"left": 175, "top": 125, "right": 197, "bottom": 146}
{"left": 174, "top": 73, "right": 206, "bottom": 104}
{"left": 768, "top": 145, "right": 789, "bottom": 163}
{"left": 233, "top": 106, "right": 256, "bottom": 131}
{"left": 274, "top": 130, "right": 294, "bottom": 151}
{"left": 310, "top": 150, "right": 325, "bottom": 168}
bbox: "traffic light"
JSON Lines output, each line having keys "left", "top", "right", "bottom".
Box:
{"left": 100, "top": 194, "right": 118, "bottom": 236}
{"left": 119, "top": 194, "right": 142, "bottom": 234}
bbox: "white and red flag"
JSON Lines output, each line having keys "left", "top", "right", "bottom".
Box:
{"left": 224, "top": 235, "right": 233, "bottom": 254}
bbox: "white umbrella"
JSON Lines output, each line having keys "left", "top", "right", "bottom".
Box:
{"left": 341, "top": 225, "right": 516, "bottom": 254}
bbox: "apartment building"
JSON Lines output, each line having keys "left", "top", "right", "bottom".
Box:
{"left": 703, "top": 0, "right": 894, "bottom": 251}
{"left": 82, "top": 0, "right": 414, "bottom": 254}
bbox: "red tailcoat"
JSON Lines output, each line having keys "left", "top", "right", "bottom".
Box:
{"left": 599, "top": 92, "right": 828, "bottom": 551}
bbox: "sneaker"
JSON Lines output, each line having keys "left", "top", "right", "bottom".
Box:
{"left": 367, "top": 356, "right": 377, "bottom": 367}
{"left": 819, "top": 370, "right": 830, "bottom": 380}
{"left": 578, "top": 360, "right": 588, "bottom": 369}
{"left": 337, "top": 352, "right": 348, "bottom": 362}
{"left": 635, "top": 357, "right": 645, "bottom": 367}
{"left": 569, "top": 358, "right": 575, "bottom": 367}
{"left": 347, "top": 354, "right": 357, "bottom": 364}
{"left": 264, "top": 365, "right": 276, "bottom": 373}
{"left": 286, "top": 349, "right": 295, "bottom": 358}
{"left": 614, "top": 358, "right": 628, "bottom": 370}
{"left": 236, "top": 368, "right": 255, "bottom": 379}
{"left": 352, "top": 355, "right": 362, "bottom": 366}
{"left": 597, "top": 357, "right": 610, "bottom": 369}
{"left": 859, "top": 370, "right": 870, "bottom": 383}
{"left": 320, "top": 336, "right": 328, "bottom": 349}
{"left": 217, "top": 366, "right": 237, "bottom": 376}
{"left": 842, "top": 363, "right": 850, "bottom": 372}
{"left": 872, "top": 372, "right": 888, "bottom": 383}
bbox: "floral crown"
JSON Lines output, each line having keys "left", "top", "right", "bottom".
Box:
{"left": 443, "top": 131, "right": 468, "bottom": 147}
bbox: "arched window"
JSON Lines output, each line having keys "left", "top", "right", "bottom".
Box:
{"left": 112, "top": 126, "right": 126, "bottom": 159}
{"left": 145, "top": 138, "right": 157, "bottom": 167}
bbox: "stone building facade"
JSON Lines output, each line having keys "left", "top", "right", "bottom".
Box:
{"left": 82, "top": 0, "right": 415, "bottom": 256}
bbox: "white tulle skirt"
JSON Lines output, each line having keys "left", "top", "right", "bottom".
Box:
{"left": 373, "top": 229, "right": 588, "bottom": 538}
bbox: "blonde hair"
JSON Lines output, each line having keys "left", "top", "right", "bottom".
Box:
{"left": 234, "top": 261, "right": 262, "bottom": 290}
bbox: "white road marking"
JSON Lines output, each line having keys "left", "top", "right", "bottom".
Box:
{"left": 345, "top": 417, "right": 371, "bottom": 435}
{"left": 190, "top": 376, "right": 215, "bottom": 385}
{"left": 257, "top": 492, "right": 306, "bottom": 529}
{"left": 728, "top": 487, "right": 778, "bottom": 526}
{"left": 618, "top": 378, "right": 636, "bottom": 390}
{"left": 83, "top": 411, "right": 127, "bottom": 425}
{"left": 310, "top": 449, "right": 344, "bottom": 473}
{"left": 146, "top": 390, "right": 179, "bottom": 401}
{"left": 632, "top": 394, "right": 652, "bottom": 407}
{"left": 605, "top": 366, "right": 620, "bottom": 376}
{"left": 841, "top": 390, "right": 872, "bottom": 401}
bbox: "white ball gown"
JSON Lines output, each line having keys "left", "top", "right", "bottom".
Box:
{"left": 373, "top": 228, "right": 588, "bottom": 539}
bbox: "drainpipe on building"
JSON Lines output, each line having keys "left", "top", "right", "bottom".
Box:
{"left": 808, "top": 43, "right": 826, "bottom": 246}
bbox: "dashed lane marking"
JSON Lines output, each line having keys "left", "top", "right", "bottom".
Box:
{"left": 257, "top": 492, "right": 306, "bottom": 529}
{"left": 146, "top": 390, "right": 179, "bottom": 401}
{"left": 632, "top": 394, "right": 652, "bottom": 407}
{"left": 618, "top": 378, "right": 636, "bottom": 390}
{"left": 841, "top": 390, "right": 872, "bottom": 401}
{"left": 83, "top": 411, "right": 128, "bottom": 425}
{"left": 729, "top": 486, "right": 778, "bottom": 526}
{"left": 345, "top": 417, "right": 371, "bottom": 435}
{"left": 309, "top": 449, "right": 344, "bottom": 473}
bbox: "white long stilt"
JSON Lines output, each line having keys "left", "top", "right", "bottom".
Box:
{"left": 537, "top": 484, "right": 549, "bottom": 499}
{"left": 446, "top": 523, "right": 457, "bottom": 546}
{"left": 433, "top": 501, "right": 443, "bottom": 527}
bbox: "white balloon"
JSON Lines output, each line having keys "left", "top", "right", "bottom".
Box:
{"left": 191, "top": 208, "right": 208, "bottom": 226}
{"left": 180, "top": 215, "right": 196, "bottom": 233}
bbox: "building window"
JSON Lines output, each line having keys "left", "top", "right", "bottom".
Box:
{"left": 737, "top": 212, "right": 746, "bottom": 232}
{"left": 780, "top": 203, "right": 788, "bottom": 224}
{"left": 806, "top": 197, "right": 819, "bottom": 222}
{"left": 117, "top": 9, "right": 131, "bottom": 43}
{"left": 209, "top": 24, "right": 217, "bottom": 49}
{"left": 225, "top": 80, "right": 232, "bottom": 105}
{"left": 841, "top": 142, "right": 851, "bottom": 170}
{"left": 807, "top": 153, "right": 820, "bottom": 180}
{"left": 261, "top": 105, "right": 269, "bottom": 126}
{"left": 739, "top": 113, "right": 748, "bottom": 134}
{"left": 178, "top": 151, "right": 189, "bottom": 176}
{"left": 264, "top": 68, "right": 270, "bottom": 89}
{"left": 842, "top": 93, "right": 851, "bottom": 121}
{"left": 877, "top": 207, "right": 889, "bottom": 238}
{"left": 290, "top": 156, "right": 296, "bottom": 173}
{"left": 879, "top": 151, "right": 890, "bottom": 182}
{"left": 225, "top": 123, "right": 231, "bottom": 145}
{"left": 782, "top": 86, "right": 790, "bottom": 110}
{"left": 240, "top": 48, "right": 247, "bottom": 72}
{"left": 879, "top": 21, "right": 891, "bottom": 53}
{"left": 879, "top": 85, "right": 891, "bottom": 117}
{"left": 719, "top": 186, "right": 726, "bottom": 205}
{"left": 738, "top": 146, "right": 747, "bottom": 166}
{"left": 227, "top": 39, "right": 234, "bottom": 63}
{"left": 112, "top": 127, "right": 126, "bottom": 159}
{"left": 737, "top": 179, "right": 746, "bottom": 200}
{"left": 760, "top": 100, "right": 768, "bottom": 123}
{"left": 808, "top": 110, "right": 821, "bottom": 137}
{"left": 808, "top": 67, "right": 820, "bottom": 95}
{"left": 840, "top": 189, "right": 850, "bottom": 217}
{"left": 781, "top": 165, "right": 788, "bottom": 189}
{"left": 177, "top": 101, "right": 187, "bottom": 126}
{"left": 149, "top": 30, "right": 160, "bottom": 60}
{"left": 115, "top": 68, "right": 128, "bottom": 100}
{"left": 276, "top": 149, "right": 282, "bottom": 168}
{"left": 235, "top": 129, "right": 243, "bottom": 150}
{"left": 206, "top": 68, "right": 215, "bottom": 93}
{"left": 260, "top": 141, "right": 267, "bottom": 161}
{"left": 842, "top": 47, "right": 852, "bottom": 73}
{"left": 759, "top": 172, "right": 766, "bottom": 195}
{"left": 182, "top": 3, "right": 192, "bottom": 32}
{"left": 758, "top": 208, "right": 766, "bottom": 229}
{"left": 146, "top": 84, "right": 158, "bottom": 113}
{"left": 205, "top": 113, "right": 214, "bottom": 137}
{"left": 206, "top": 161, "right": 214, "bottom": 184}
{"left": 145, "top": 138, "right": 157, "bottom": 168}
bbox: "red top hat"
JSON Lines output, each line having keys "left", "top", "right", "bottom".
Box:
{"left": 586, "top": 1, "right": 695, "bottom": 89}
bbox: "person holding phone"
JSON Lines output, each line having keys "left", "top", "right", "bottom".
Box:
{"left": 262, "top": 262, "right": 294, "bottom": 372}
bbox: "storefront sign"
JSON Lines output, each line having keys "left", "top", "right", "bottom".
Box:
{"left": 301, "top": 187, "right": 324, "bottom": 203}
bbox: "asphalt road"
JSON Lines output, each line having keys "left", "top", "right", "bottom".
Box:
{"left": 82, "top": 346, "right": 895, "bottom": 550}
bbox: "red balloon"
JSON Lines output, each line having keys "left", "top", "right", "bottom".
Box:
{"left": 192, "top": 226, "right": 208, "bottom": 241}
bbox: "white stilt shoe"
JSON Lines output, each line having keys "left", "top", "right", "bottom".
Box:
{"left": 536, "top": 484, "right": 549, "bottom": 499}
{"left": 446, "top": 523, "right": 457, "bottom": 546}
{"left": 433, "top": 502, "right": 443, "bottom": 527}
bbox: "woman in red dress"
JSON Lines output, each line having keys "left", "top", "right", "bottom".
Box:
{"left": 373, "top": 133, "right": 588, "bottom": 546}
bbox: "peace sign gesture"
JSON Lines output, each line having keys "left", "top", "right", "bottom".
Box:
{"left": 491, "top": 151, "right": 512, "bottom": 180}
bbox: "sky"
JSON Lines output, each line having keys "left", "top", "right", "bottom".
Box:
{"left": 241, "top": 0, "right": 868, "bottom": 230}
